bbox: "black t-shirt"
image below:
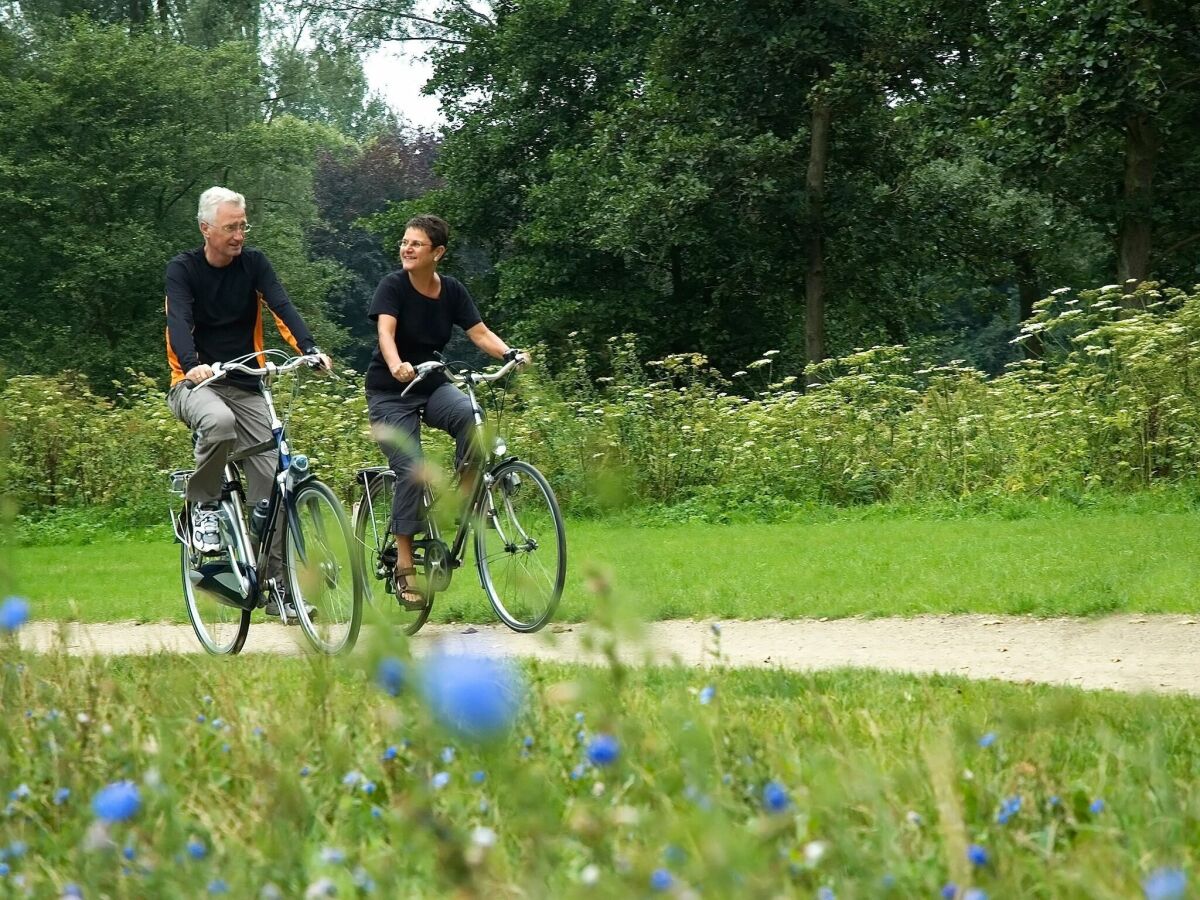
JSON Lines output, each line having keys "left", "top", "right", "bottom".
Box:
{"left": 164, "top": 247, "right": 316, "bottom": 389}
{"left": 365, "top": 271, "right": 483, "bottom": 395}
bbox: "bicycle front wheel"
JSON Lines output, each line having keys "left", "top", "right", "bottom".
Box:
{"left": 353, "top": 472, "right": 432, "bottom": 636}
{"left": 286, "top": 480, "right": 363, "bottom": 655}
{"left": 180, "top": 539, "right": 250, "bottom": 656}
{"left": 475, "top": 460, "right": 566, "bottom": 632}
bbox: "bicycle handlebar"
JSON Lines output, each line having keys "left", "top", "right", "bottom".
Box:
{"left": 400, "top": 354, "right": 526, "bottom": 398}
{"left": 188, "top": 351, "right": 327, "bottom": 391}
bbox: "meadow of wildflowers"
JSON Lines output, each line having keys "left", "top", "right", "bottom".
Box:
{"left": 1, "top": 596, "right": 1197, "bottom": 898}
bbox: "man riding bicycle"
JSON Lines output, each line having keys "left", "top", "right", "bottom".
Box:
{"left": 165, "top": 186, "right": 331, "bottom": 621}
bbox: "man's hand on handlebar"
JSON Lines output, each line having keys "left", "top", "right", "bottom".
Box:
{"left": 185, "top": 364, "right": 215, "bottom": 384}
{"left": 503, "top": 348, "right": 532, "bottom": 367}
{"left": 309, "top": 352, "right": 333, "bottom": 375}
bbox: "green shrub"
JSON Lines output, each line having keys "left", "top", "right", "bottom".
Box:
{"left": 8, "top": 282, "right": 1200, "bottom": 527}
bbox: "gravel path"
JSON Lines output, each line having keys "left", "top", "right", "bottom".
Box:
{"left": 17, "top": 614, "right": 1200, "bottom": 697}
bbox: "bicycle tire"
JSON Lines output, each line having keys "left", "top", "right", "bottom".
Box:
{"left": 475, "top": 459, "right": 566, "bottom": 633}
{"left": 353, "top": 472, "right": 432, "bottom": 636}
{"left": 286, "top": 480, "right": 364, "bottom": 655}
{"left": 180, "top": 534, "right": 251, "bottom": 656}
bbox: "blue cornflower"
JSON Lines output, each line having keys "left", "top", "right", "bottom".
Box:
{"left": 762, "top": 780, "right": 790, "bottom": 814}
{"left": 221, "top": 743, "right": 230, "bottom": 754}
{"left": 252, "top": 727, "right": 265, "bottom": 739}
{"left": 817, "top": 888, "right": 836, "bottom": 900}
{"left": 0, "top": 863, "right": 9, "bottom": 877}
{"left": 202, "top": 695, "right": 213, "bottom": 705}
{"left": 371, "top": 806, "right": 383, "bottom": 819}
{"left": 574, "top": 712, "right": 585, "bottom": 723}
{"left": 299, "top": 766, "right": 310, "bottom": 778}
{"left": 0, "top": 596, "right": 29, "bottom": 632}
{"left": 320, "top": 847, "right": 345, "bottom": 864}
{"left": 963, "top": 890, "right": 988, "bottom": 900}
{"left": 978, "top": 732, "right": 997, "bottom": 748}
{"left": 375, "top": 657, "right": 406, "bottom": 697}
{"left": 9, "top": 784, "right": 30, "bottom": 801}
{"left": 382, "top": 745, "right": 399, "bottom": 761}
{"left": 352, "top": 867, "right": 377, "bottom": 893}
{"left": 586, "top": 734, "right": 620, "bottom": 767}
{"left": 967, "top": 844, "right": 988, "bottom": 867}
{"left": 1090, "top": 798, "right": 1106, "bottom": 814}
{"left": 1143, "top": 867, "right": 1187, "bottom": 900}
{"left": 92, "top": 781, "right": 141, "bottom": 822}
{"left": 362, "top": 782, "right": 376, "bottom": 795}
{"left": 941, "top": 884, "right": 958, "bottom": 900}
{"left": 420, "top": 652, "right": 524, "bottom": 741}
{"left": 699, "top": 685, "right": 716, "bottom": 705}
{"left": 62, "top": 884, "right": 84, "bottom": 898}
{"left": 431, "top": 772, "right": 450, "bottom": 790}
{"left": 471, "top": 770, "right": 486, "bottom": 784}
{"left": 342, "top": 771, "right": 363, "bottom": 788}
{"left": 211, "top": 718, "right": 224, "bottom": 730}
{"left": 122, "top": 845, "right": 136, "bottom": 861}
{"left": 187, "top": 838, "right": 208, "bottom": 860}
{"left": 1048, "top": 795, "right": 1061, "bottom": 808}
{"left": 570, "top": 764, "right": 586, "bottom": 780}
{"left": 523, "top": 735, "right": 534, "bottom": 749}
{"left": 664, "top": 845, "right": 687, "bottom": 864}
{"left": 441, "top": 746, "right": 456, "bottom": 764}
{"left": 7, "top": 842, "right": 26, "bottom": 858}
{"left": 196, "top": 714, "right": 206, "bottom": 724}
{"left": 208, "top": 879, "right": 229, "bottom": 894}
{"left": 996, "top": 795, "right": 1021, "bottom": 825}
{"left": 650, "top": 869, "right": 673, "bottom": 892}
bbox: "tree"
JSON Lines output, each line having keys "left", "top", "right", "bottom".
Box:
{"left": 0, "top": 22, "right": 347, "bottom": 386}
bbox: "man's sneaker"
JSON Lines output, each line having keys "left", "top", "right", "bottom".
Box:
{"left": 191, "top": 502, "right": 222, "bottom": 554}
{"left": 264, "top": 597, "right": 317, "bottom": 622}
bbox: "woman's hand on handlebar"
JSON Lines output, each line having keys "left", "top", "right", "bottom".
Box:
{"left": 390, "top": 360, "right": 416, "bottom": 383}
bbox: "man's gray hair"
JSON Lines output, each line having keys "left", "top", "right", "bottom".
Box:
{"left": 197, "top": 186, "right": 245, "bottom": 225}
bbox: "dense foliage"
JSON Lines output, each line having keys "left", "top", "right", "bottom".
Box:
{"left": 8, "top": 282, "right": 1200, "bottom": 530}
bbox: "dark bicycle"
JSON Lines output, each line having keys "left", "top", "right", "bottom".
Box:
{"left": 352, "top": 355, "right": 566, "bottom": 635}
{"left": 168, "top": 350, "right": 364, "bottom": 655}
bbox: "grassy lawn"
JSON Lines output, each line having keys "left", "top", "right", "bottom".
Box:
{"left": 0, "top": 642, "right": 1196, "bottom": 897}
{"left": 7, "top": 505, "right": 1200, "bottom": 623}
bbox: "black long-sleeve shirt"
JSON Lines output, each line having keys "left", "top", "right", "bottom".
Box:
{"left": 164, "top": 247, "right": 316, "bottom": 388}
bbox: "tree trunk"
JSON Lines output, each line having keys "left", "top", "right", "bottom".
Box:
{"left": 1013, "top": 252, "right": 1042, "bottom": 358}
{"left": 1116, "top": 112, "right": 1158, "bottom": 289}
{"left": 805, "top": 99, "right": 831, "bottom": 382}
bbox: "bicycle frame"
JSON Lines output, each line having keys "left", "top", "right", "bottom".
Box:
{"left": 357, "top": 357, "right": 520, "bottom": 583}
{"left": 173, "top": 350, "right": 321, "bottom": 610}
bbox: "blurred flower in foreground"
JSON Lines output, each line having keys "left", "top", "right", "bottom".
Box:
{"left": 978, "top": 732, "right": 996, "bottom": 748}
{"left": 941, "top": 883, "right": 957, "bottom": 899}
{"left": 762, "top": 781, "right": 790, "bottom": 814}
{"left": 92, "top": 781, "right": 140, "bottom": 822}
{"left": 996, "top": 795, "right": 1021, "bottom": 825}
{"left": 967, "top": 844, "right": 988, "bottom": 867}
{"left": 586, "top": 734, "right": 620, "bottom": 767}
{"left": 698, "top": 685, "right": 716, "bottom": 705}
{"left": 375, "top": 657, "right": 405, "bottom": 697}
{"left": 0, "top": 596, "right": 29, "bottom": 633}
{"left": 1143, "top": 867, "right": 1186, "bottom": 900}
{"left": 1090, "top": 798, "right": 1106, "bottom": 814}
{"left": 421, "top": 652, "right": 524, "bottom": 741}
{"left": 650, "top": 869, "right": 673, "bottom": 892}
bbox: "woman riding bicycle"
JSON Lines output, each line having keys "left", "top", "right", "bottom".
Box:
{"left": 365, "top": 214, "right": 527, "bottom": 609}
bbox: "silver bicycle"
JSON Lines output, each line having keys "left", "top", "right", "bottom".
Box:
{"left": 168, "top": 350, "right": 364, "bottom": 655}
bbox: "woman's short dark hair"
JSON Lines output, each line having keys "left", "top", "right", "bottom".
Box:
{"left": 405, "top": 214, "right": 450, "bottom": 249}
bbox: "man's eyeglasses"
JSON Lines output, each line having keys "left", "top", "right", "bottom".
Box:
{"left": 399, "top": 239, "right": 430, "bottom": 250}
{"left": 208, "top": 222, "right": 252, "bottom": 235}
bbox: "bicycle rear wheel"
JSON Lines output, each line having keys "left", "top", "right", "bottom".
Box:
{"left": 286, "top": 480, "right": 363, "bottom": 655}
{"left": 353, "top": 472, "right": 432, "bottom": 636}
{"left": 180, "top": 509, "right": 251, "bottom": 655}
{"left": 475, "top": 460, "right": 566, "bottom": 632}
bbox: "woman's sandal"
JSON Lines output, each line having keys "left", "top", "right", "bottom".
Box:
{"left": 394, "top": 566, "right": 428, "bottom": 611}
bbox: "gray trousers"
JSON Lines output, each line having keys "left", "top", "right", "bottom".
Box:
{"left": 367, "top": 382, "right": 477, "bottom": 536}
{"left": 168, "top": 380, "right": 283, "bottom": 581}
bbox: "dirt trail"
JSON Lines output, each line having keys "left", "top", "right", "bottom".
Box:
{"left": 17, "top": 614, "right": 1200, "bottom": 697}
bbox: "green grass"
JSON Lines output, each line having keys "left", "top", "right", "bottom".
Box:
{"left": 1, "top": 638, "right": 1197, "bottom": 897}
{"left": 9, "top": 504, "right": 1200, "bottom": 623}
